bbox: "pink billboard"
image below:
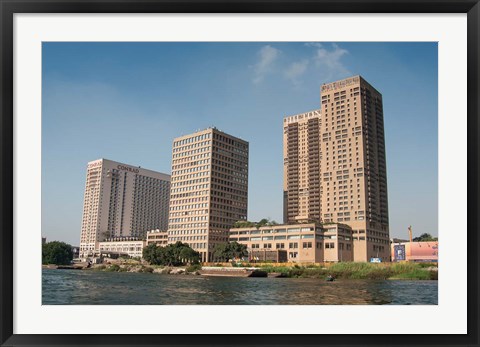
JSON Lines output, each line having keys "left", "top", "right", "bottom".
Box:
{"left": 408, "top": 241, "right": 438, "bottom": 261}
{"left": 391, "top": 241, "right": 438, "bottom": 262}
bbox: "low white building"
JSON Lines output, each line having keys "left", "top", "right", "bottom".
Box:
{"left": 98, "top": 238, "right": 146, "bottom": 258}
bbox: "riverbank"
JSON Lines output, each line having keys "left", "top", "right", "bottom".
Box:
{"left": 252, "top": 262, "right": 438, "bottom": 280}
{"left": 89, "top": 263, "right": 202, "bottom": 275}
{"left": 44, "top": 261, "right": 438, "bottom": 280}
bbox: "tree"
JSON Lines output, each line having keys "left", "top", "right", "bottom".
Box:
{"left": 143, "top": 242, "right": 200, "bottom": 266}
{"left": 229, "top": 241, "right": 248, "bottom": 260}
{"left": 233, "top": 220, "right": 256, "bottom": 228}
{"left": 256, "top": 218, "right": 279, "bottom": 227}
{"left": 213, "top": 243, "right": 231, "bottom": 262}
{"left": 212, "top": 242, "right": 248, "bottom": 262}
{"left": 232, "top": 218, "right": 279, "bottom": 229}
{"left": 42, "top": 241, "right": 73, "bottom": 265}
{"left": 179, "top": 246, "right": 200, "bottom": 264}
{"left": 163, "top": 244, "right": 177, "bottom": 266}
{"left": 257, "top": 218, "right": 270, "bottom": 227}
{"left": 413, "top": 233, "right": 438, "bottom": 242}
{"left": 143, "top": 243, "right": 161, "bottom": 264}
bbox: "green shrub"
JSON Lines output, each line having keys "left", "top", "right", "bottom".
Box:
{"left": 259, "top": 262, "right": 438, "bottom": 280}
{"left": 186, "top": 264, "right": 202, "bottom": 272}
{"left": 392, "top": 269, "right": 431, "bottom": 280}
{"left": 105, "top": 264, "right": 120, "bottom": 272}
{"left": 415, "top": 262, "right": 438, "bottom": 269}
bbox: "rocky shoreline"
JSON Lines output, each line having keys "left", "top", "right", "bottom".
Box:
{"left": 42, "top": 261, "right": 438, "bottom": 280}
{"left": 91, "top": 264, "right": 202, "bottom": 275}
{"left": 43, "top": 264, "right": 269, "bottom": 277}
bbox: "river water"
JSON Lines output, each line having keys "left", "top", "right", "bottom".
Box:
{"left": 42, "top": 269, "right": 437, "bottom": 305}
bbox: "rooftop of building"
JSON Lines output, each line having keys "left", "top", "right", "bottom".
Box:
{"left": 173, "top": 126, "right": 248, "bottom": 144}
{"left": 146, "top": 229, "right": 168, "bottom": 234}
{"left": 320, "top": 75, "right": 381, "bottom": 96}
{"left": 87, "top": 158, "right": 171, "bottom": 180}
{"left": 230, "top": 222, "right": 351, "bottom": 231}
{"left": 100, "top": 237, "right": 145, "bottom": 243}
{"left": 284, "top": 75, "right": 382, "bottom": 123}
{"left": 391, "top": 240, "right": 439, "bottom": 245}
{"left": 284, "top": 109, "right": 321, "bottom": 123}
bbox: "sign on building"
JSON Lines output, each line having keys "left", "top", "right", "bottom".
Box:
{"left": 393, "top": 244, "right": 406, "bottom": 261}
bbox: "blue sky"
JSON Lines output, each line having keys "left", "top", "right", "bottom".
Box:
{"left": 42, "top": 42, "right": 438, "bottom": 246}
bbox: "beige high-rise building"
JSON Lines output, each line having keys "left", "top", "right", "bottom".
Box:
{"left": 283, "top": 76, "right": 390, "bottom": 262}
{"left": 79, "top": 159, "right": 170, "bottom": 257}
{"left": 168, "top": 127, "right": 249, "bottom": 262}
{"left": 283, "top": 110, "right": 322, "bottom": 223}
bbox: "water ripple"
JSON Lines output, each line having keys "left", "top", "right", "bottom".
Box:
{"left": 42, "top": 269, "right": 438, "bottom": 305}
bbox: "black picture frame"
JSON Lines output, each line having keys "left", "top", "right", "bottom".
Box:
{"left": 1, "top": 1, "right": 479, "bottom": 346}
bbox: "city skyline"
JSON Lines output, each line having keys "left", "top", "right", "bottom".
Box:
{"left": 42, "top": 42, "right": 438, "bottom": 246}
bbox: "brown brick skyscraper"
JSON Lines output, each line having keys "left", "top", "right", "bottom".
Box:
{"left": 167, "top": 127, "right": 249, "bottom": 262}
{"left": 284, "top": 76, "right": 390, "bottom": 261}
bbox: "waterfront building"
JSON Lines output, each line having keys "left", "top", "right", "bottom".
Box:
{"left": 229, "top": 223, "right": 353, "bottom": 263}
{"left": 79, "top": 158, "right": 170, "bottom": 258}
{"left": 168, "top": 127, "right": 249, "bottom": 262}
{"left": 250, "top": 249, "right": 288, "bottom": 262}
{"left": 391, "top": 240, "right": 438, "bottom": 262}
{"left": 98, "top": 237, "right": 146, "bottom": 258}
{"left": 322, "top": 224, "right": 354, "bottom": 262}
{"left": 146, "top": 229, "right": 168, "bottom": 246}
{"left": 283, "top": 76, "right": 390, "bottom": 262}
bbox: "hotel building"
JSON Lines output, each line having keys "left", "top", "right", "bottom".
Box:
{"left": 168, "top": 128, "right": 249, "bottom": 262}
{"left": 79, "top": 159, "right": 170, "bottom": 257}
{"left": 283, "top": 76, "right": 390, "bottom": 262}
{"left": 229, "top": 223, "right": 353, "bottom": 263}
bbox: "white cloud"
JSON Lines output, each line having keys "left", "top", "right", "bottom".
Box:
{"left": 305, "top": 42, "right": 323, "bottom": 48}
{"left": 252, "top": 45, "right": 280, "bottom": 84}
{"left": 284, "top": 59, "right": 309, "bottom": 85}
{"left": 250, "top": 43, "right": 350, "bottom": 86}
{"left": 312, "top": 43, "right": 350, "bottom": 77}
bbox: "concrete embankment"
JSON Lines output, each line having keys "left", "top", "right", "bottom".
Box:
{"left": 87, "top": 263, "right": 203, "bottom": 275}
{"left": 198, "top": 267, "right": 267, "bottom": 277}
{"left": 42, "top": 264, "right": 87, "bottom": 270}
